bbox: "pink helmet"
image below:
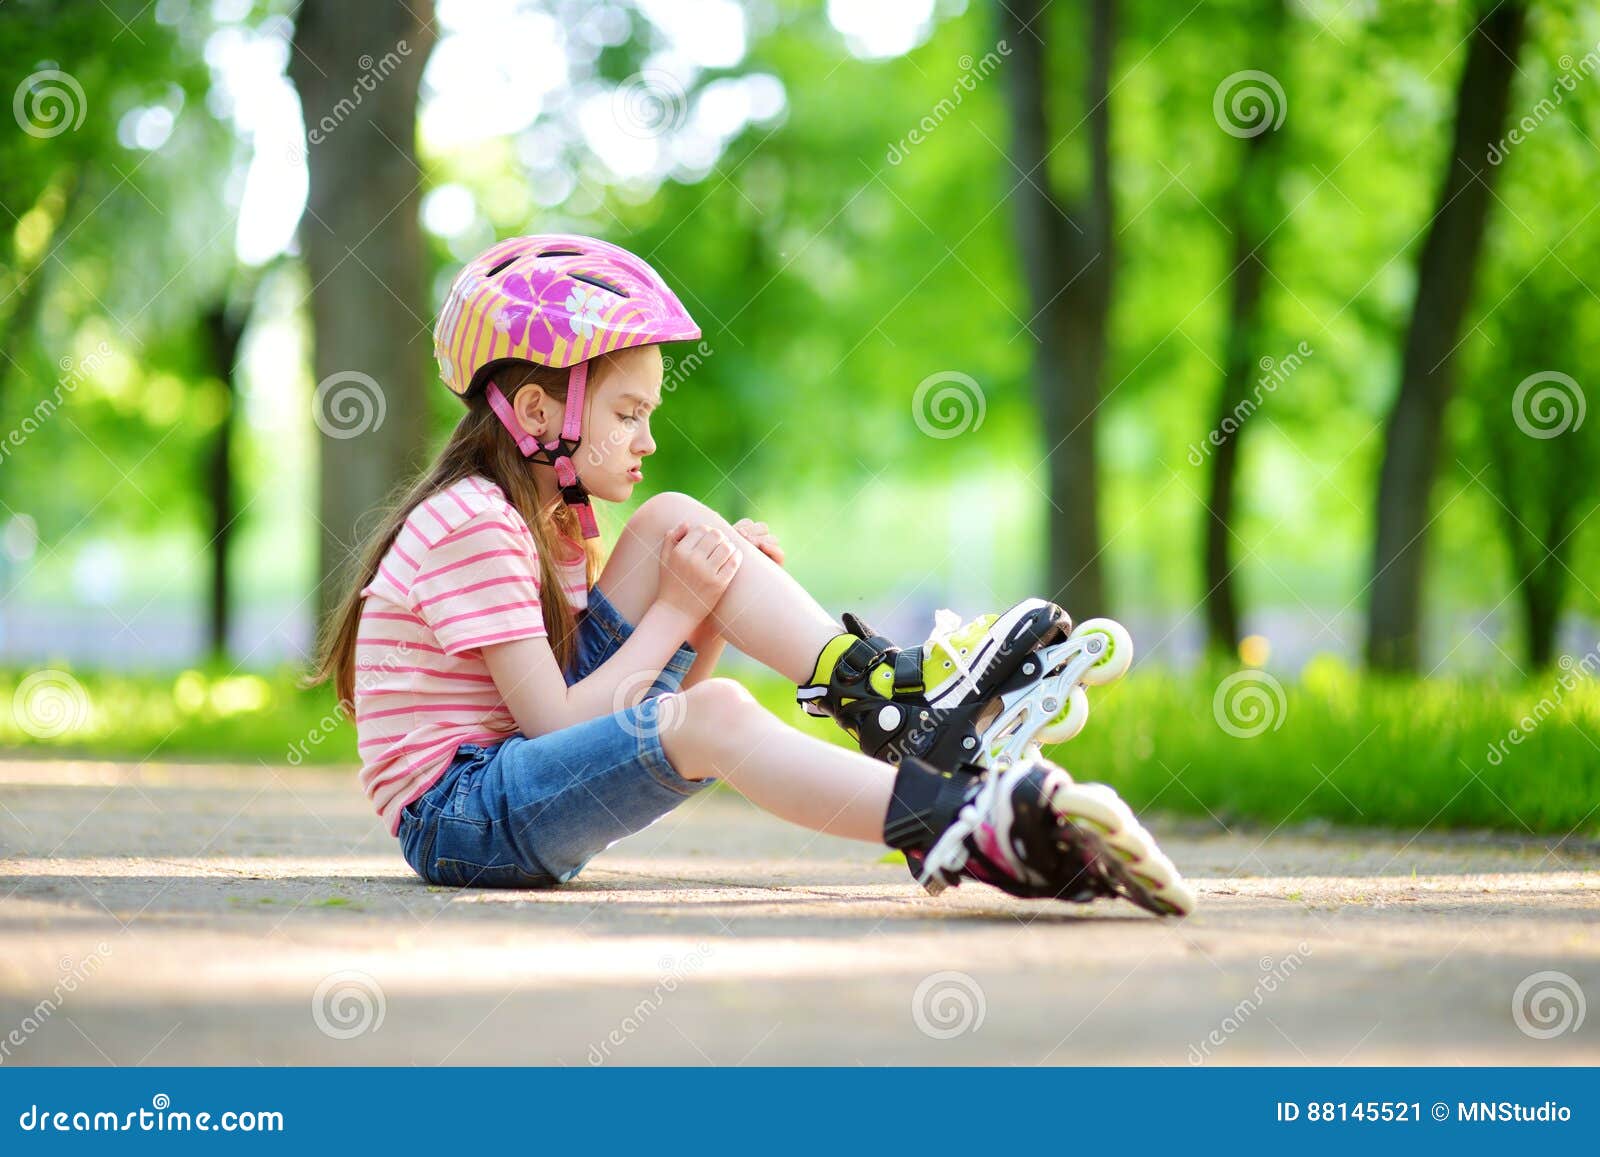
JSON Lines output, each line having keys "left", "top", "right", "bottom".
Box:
{"left": 433, "top": 234, "right": 701, "bottom": 538}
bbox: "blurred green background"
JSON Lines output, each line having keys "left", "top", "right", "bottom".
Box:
{"left": 1, "top": 0, "right": 1596, "bottom": 837}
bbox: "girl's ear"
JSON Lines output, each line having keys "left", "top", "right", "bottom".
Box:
{"left": 512, "top": 385, "right": 548, "bottom": 438}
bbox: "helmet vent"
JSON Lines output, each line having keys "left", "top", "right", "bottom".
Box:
{"left": 484, "top": 256, "right": 519, "bottom": 277}
{"left": 538, "top": 247, "right": 582, "bottom": 258}
{"left": 569, "top": 272, "right": 629, "bottom": 298}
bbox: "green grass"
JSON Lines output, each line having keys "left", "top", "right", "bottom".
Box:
{"left": 0, "top": 665, "right": 358, "bottom": 765}
{"left": 1037, "top": 659, "right": 1600, "bottom": 839}
{"left": 2, "top": 658, "right": 1596, "bottom": 838}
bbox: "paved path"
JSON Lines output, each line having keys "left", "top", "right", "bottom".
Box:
{"left": 0, "top": 759, "right": 1595, "bottom": 1065}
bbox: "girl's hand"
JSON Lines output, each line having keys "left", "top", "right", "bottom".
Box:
{"left": 657, "top": 521, "right": 741, "bottom": 624}
{"left": 733, "top": 518, "right": 784, "bottom": 567}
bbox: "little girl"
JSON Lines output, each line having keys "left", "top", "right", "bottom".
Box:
{"left": 308, "top": 234, "right": 1193, "bottom": 914}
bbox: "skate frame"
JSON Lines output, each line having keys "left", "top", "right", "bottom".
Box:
{"left": 978, "top": 633, "right": 1109, "bottom": 771}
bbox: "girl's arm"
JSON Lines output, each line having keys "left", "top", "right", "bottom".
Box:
{"left": 678, "top": 620, "right": 727, "bottom": 689}
{"left": 483, "top": 523, "right": 740, "bottom": 736}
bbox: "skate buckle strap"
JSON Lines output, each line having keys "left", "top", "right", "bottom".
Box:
{"left": 841, "top": 611, "right": 876, "bottom": 639}
{"left": 836, "top": 635, "right": 894, "bottom": 684}
{"left": 892, "top": 646, "right": 925, "bottom": 694}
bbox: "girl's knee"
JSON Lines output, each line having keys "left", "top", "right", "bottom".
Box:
{"left": 667, "top": 678, "right": 768, "bottom": 754}
{"left": 632, "top": 491, "right": 716, "bottom": 535}
{"left": 685, "top": 676, "right": 761, "bottom": 722}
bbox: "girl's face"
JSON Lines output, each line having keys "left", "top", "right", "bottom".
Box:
{"left": 514, "top": 345, "right": 663, "bottom": 503}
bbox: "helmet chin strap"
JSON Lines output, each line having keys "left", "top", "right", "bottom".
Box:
{"left": 484, "top": 360, "right": 600, "bottom": 540}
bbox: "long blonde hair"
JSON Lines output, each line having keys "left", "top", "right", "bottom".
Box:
{"left": 305, "top": 359, "right": 607, "bottom": 709}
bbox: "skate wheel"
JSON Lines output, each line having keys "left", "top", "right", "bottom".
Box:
{"left": 1051, "top": 782, "right": 1127, "bottom": 837}
{"left": 1036, "top": 685, "right": 1089, "bottom": 744}
{"left": 1081, "top": 785, "right": 1198, "bottom": 917}
{"left": 1124, "top": 844, "right": 1198, "bottom": 916}
{"left": 1145, "top": 877, "right": 1199, "bottom": 917}
{"left": 1042, "top": 769, "right": 1198, "bottom": 917}
{"left": 1070, "top": 618, "right": 1133, "bottom": 685}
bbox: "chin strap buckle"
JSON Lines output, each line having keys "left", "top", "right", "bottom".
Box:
{"left": 484, "top": 368, "right": 601, "bottom": 540}
{"left": 551, "top": 452, "right": 600, "bottom": 541}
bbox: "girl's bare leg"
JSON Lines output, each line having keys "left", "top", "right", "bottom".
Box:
{"left": 657, "top": 678, "right": 896, "bottom": 843}
{"left": 596, "top": 492, "right": 841, "bottom": 685}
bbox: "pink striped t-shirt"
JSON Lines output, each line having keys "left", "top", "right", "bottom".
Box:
{"left": 354, "top": 475, "right": 589, "bottom": 835}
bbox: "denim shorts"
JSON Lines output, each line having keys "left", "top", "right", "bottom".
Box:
{"left": 396, "top": 584, "right": 711, "bottom": 888}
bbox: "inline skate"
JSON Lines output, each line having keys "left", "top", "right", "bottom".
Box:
{"left": 801, "top": 601, "right": 1197, "bottom": 916}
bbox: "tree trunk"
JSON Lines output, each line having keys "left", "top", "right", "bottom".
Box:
{"left": 1522, "top": 562, "right": 1561, "bottom": 670}
{"left": 998, "top": 0, "right": 1113, "bottom": 616}
{"left": 289, "top": 1, "right": 436, "bottom": 629}
{"left": 1366, "top": 2, "right": 1526, "bottom": 671}
{"left": 1201, "top": 1, "right": 1286, "bottom": 656}
{"left": 1203, "top": 128, "right": 1282, "bottom": 652}
{"left": 1485, "top": 394, "right": 1581, "bottom": 671}
{"left": 200, "top": 301, "right": 249, "bottom": 661}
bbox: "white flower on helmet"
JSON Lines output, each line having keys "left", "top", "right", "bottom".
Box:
{"left": 564, "top": 286, "right": 609, "bottom": 338}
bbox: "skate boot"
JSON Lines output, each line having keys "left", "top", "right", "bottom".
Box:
{"left": 886, "top": 755, "right": 1197, "bottom": 917}
{"left": 796, "top": 598, "right": 1073, "bottom": 769}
